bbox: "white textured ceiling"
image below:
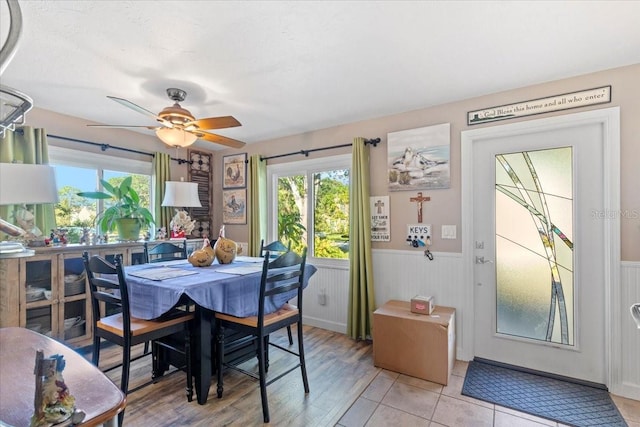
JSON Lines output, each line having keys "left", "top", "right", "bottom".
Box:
{"left": 2, "top": 1, "right": 640, "bottom": 150}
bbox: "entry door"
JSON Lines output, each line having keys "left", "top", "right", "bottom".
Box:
{"left": 466, "top": 109, "right": 618, "bottom": 384}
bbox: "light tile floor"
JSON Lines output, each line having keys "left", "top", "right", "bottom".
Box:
{"left": 337, "top": 361, "right": 640, "bottom": 427}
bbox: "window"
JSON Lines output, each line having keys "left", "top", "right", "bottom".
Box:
{"left": 268, "top": 154, "right": 350, "bottom": 260}
{"left": 48, "top": 145, "right": 152, "bottom": 242}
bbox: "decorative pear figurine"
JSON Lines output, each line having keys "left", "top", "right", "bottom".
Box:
{"left": 213, "top": 226, "right": 237, "bottom": 264}
{"left": 188, "top": 237, "right": 215, "bottom": 267}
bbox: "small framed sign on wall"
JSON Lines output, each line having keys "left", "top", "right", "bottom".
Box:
{"left": 467, "top": 85, "right": 611, "bottom": 125}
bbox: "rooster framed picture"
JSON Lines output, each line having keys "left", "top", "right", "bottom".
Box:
{"left": 222, "top": 153, "right": 247, "bottom": 189}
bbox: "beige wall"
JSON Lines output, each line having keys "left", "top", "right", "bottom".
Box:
{"left": 30, "top": 64, "right": 639, "bottom": 260}
{"left": 215, "top": 64, "right": 639, "bottom": 261}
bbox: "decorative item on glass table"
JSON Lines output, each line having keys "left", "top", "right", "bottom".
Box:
{"left": 30, "top": 351, "right": 85, "bottom": 427}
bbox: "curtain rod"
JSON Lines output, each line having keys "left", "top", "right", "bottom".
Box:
{"left": 260, "top": 137, "right": 381, "bottom": 162}
{"left": 46, "top": 133, "right": 193, "bottom": 164}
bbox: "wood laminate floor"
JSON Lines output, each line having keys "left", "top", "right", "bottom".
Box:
{"left": 87, "top": 325, "right": 378, "bottom": 426}
{"left": 83, "top": 325, "right": 640, "bottom": 426}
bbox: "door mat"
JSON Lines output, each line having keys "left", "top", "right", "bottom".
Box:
{"left": 461, "top": 358, "right": 627, "bottom": 427}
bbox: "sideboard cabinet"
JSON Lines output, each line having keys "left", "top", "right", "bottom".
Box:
{"left": 0, "top": 239, "right": 204, "bottom": 345}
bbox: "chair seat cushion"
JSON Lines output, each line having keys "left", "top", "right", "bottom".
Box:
{"left": 97, "top": 312, "right": 194, "bottom": 337}
{"left": 215, "top": 303, "right": 298, "bottom": 327}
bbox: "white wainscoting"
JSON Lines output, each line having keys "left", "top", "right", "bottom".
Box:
{"left": 302, "top": 260, "right": 350, "bottom": 333}
{"left": 616, "top": 261, "right": 640, "bottom": 399}
{"left": 303, "top": 249, "right": 464, "bottom": 355}
{"left": 302, "top": 250, "right": 639, "bottom": 400}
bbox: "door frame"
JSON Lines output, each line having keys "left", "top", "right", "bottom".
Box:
{"left": 460, "top": 107, "right": 620, "bottom": 388}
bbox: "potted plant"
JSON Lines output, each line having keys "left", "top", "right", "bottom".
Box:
{"left": 77, "top": 176, "right": 154, "bottom": 241}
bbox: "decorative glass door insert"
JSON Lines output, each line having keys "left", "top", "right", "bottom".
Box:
{"left": 495, "top": 146, "right": 574, "bottom": 346}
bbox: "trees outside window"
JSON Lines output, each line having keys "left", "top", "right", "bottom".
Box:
{"left": 269, "top": 154, "right": 350, "bottom": 260}
{"left": 49, "top": 146, "right": 152, "bottom": 243}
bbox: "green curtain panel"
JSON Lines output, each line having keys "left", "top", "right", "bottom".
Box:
{"left": 153, "top": 152, "right": 173, "bottom": 235}
{"left": 347, "top": 137, "right": 376, "bottom": 340}
{"left": 0, "top": 127, "right": 56, "bottom": 236}
{"left": 249, "top": 154, "right": 267, "bottom": 256}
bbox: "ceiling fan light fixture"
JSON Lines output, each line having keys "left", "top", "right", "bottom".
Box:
{"left": 159, "top": 104, "right": 195, "bottom": 124}
{"left": 156, "top": 127, "right": 198, "bottom": 148}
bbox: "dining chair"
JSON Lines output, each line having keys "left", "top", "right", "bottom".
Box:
{"left": 82, "top": 252, "right": 194, "bottom": 425}
{"left": 143, "top": 240, "right": 188, "bottom": 263}
{"left": 215, "top": 248, "right": 309, "bottom": 423}
{"left": 144, "top": 240, "right": 193, "bottom": 319}
{"left": 259, "top": 239, "right": 294, "bottom": 345}
{"left": 259, "top": 239, "right": 291, "bottom": 258}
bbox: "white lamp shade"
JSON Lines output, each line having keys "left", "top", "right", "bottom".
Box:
{"left": 162, "top": 181, "right": 202, "bottom": 208}
{"left": 156, "top": 127, "right": 198, "bottom": 148}
{"left": 0, "top": 163, "right": 59, "bottom": 205}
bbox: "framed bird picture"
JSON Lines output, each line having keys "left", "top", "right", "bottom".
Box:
{"left": 222, "top": 153, "right": 247, "bottom": 189}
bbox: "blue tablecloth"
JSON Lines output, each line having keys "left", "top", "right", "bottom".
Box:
{"left": 124, "top": 260, "right": 317, "bottom": 320}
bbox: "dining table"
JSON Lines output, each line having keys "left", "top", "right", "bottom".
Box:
{"left": 122, "top": 255, "right": 317, "bottom": 404}
{"left": 0, "top": 327, "right": 126, "bottom": 427}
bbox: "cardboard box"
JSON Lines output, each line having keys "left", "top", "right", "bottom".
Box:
{"left": 411, "top": 295, "right": 434, "bottom": 315}
{"left": 373, "top": 300, "right": 455, "bottom": 385}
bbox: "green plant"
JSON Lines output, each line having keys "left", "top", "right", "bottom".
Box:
{"left": 77, "top": 177, "right": 154, "bottom": 234}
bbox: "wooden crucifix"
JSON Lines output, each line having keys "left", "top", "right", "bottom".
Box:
{"left": 410, "top": 192, "right": 430, "bottom": 223}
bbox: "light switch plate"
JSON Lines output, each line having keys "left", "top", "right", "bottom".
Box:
{"left": 442, "top": 225, "right": 457, "bottom": 239}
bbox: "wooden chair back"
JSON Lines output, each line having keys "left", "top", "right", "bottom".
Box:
{"left": 259, "top": 239, "right": 291, "bottom": 259}
{"left": 143, "top": 240, "right": 188, "bottom": 263}
{"left": 257, "top": 248, "right": 307, "bottom": 326}
{"left": 82, "top": 252, "right": 132, "bottom": 335}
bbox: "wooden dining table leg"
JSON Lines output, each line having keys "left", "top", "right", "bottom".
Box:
{"left": 195, "top": 305, "right": 213, "bottom": 405}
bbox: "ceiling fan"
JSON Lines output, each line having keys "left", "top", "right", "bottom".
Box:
{"left": 88, "top": 88, "right": 245, "bottom": 149}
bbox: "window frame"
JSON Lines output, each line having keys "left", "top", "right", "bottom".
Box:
{"left": 267, "top": 153, "right": 351, "bottom": 266}
{"left": 48, "top": 145, "right": 154, "bottom": 227}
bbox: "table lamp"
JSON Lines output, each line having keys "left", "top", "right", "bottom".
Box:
{"left": 161, "top": 178, "right": 201, "bottom": 239}
{"left": 0, "top": 163, "right": 59, "bottom": 257}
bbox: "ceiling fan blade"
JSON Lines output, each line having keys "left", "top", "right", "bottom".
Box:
{"left": 107, "top": 96, "right": 172, "bottom": 127}
{"left": 87, "top": 124, "right": 159, "bottom": 130}
{"left": 186, "top": 116, "right": 241, "bottom": 130}
{"left": 195, "top": 130, "right": 246, "bottom": 149}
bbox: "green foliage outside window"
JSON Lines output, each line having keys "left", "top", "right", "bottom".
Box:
{"left": 277, "top": 168, "right": 349, "bottom": 259}
{"left": 54, "top": 173, "right": 151, "bottom": 243}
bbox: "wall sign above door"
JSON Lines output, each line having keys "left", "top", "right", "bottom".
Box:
{"left": 467, "top": 85, "right": 611, "bottom": 126}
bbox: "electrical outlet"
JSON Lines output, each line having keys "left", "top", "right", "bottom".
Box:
{"left": 318, "top": 293, "right": 327, "bottom": 306}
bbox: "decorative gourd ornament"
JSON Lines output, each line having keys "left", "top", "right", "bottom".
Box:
{"left": 213, "top": 226, "right": 237, "bottom": 264}
{"left": 188, "top": 238, "right": 215, "bottom": 267}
